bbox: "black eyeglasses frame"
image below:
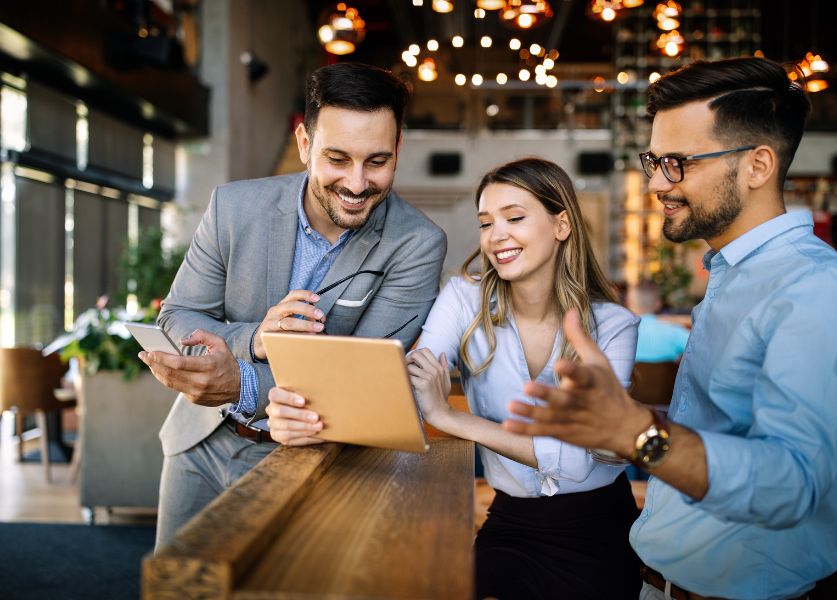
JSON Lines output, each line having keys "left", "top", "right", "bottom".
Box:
{"left": 639, "top": 145, "right": 756, "bottom": 184}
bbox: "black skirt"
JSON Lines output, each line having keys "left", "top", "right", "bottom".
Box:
{"left": 475, "top": 472, "right": 641, "bottom": 600}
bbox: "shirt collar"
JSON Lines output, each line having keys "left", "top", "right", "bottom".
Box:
{"left": 702, "top": 210, "right": 814, "bottom": 270}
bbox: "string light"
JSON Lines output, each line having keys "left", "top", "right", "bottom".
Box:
{"left": 417, "top": 58, "right": 438, "bottom": 81}
{"left": 481, "top": 36, "right": 493, "bottom": 48}
{"left": 471, "top": 73, "right": 484, "bottom": 86}
{"left": 455, "top": 73, "right": 467, "bottom": 85}
{"left": 427, "top": 39, "right": 439, "bottom": 51}
{"left": 452, "top": 35, "right": 464, "bottom": 47}
{"left": 496, "top": 73, "right": 508, "bottom": 84}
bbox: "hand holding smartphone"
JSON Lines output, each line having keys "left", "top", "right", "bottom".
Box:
{"left": 124, "top": 322, "right": 182, "bottom": 355}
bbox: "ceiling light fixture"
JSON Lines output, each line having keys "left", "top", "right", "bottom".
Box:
{"left": 501, "top": 1, "right": 554, "bottom": 29}
{"left": 789, "top": 52, "right": 830, "bottom": 93}
{"left": 432, "top": 0, "right": 454, "bottom": 13}
{"left": 317, "top": 3, "right": 366, "bottom": 56}
{"left": 476, "top": 0, "right": 507, "bottom": 10}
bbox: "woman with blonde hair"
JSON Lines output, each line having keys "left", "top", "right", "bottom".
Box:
{"left": 408, "top": 157, "right": 641, "bottom": 599}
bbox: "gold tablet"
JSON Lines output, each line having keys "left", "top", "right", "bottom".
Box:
{"left": 261, "top": 332, "right": 429, "bottom": 453}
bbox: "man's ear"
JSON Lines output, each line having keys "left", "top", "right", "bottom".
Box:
{"left": 746, "top": 145, "right": 776, "bottom": 191}
{"left": 295, "top": 122, "right": 311, "bottom": 164}
{"left": 554, "top": 210, "right": 571, "bottom": 242}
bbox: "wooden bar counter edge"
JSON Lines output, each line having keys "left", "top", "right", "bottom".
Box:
{"left": 142, "top": 433, "right": 475, "bottom": 600}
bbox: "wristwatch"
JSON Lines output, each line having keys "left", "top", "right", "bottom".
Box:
{"left": 630, "top": 409, "right": 671, "bottom": 470}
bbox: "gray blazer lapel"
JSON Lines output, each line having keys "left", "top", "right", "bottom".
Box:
{"left": 266, "top": 190, "right": 299, "bottom": 306}
{"left": 315, "top": 197, "right": 387, "bottom": 315}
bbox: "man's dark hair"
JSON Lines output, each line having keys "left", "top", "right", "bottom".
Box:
{"left": 647, "top": 57, "right": 811, "bottom": 186}
{"left": 304, "top": 62, "right": 410, "bottom": 140}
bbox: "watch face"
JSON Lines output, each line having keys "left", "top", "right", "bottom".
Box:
{"left": 641, "top": 434, "right": 670, "bottom": 465}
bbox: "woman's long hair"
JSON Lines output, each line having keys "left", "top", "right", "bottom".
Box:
{"left": 460, "top": 157, "right": 618, "bottom": 375}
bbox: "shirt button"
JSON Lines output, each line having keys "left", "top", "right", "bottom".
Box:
{"left": 305, "top": 226, "right": 312, "bottom": 234}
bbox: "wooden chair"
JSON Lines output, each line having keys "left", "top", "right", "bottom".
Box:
{"left": 630, "top": 361, "right": 679, "bottom": 408}
{"left": 0, "top": 348, "right": 72, "bottom": 482}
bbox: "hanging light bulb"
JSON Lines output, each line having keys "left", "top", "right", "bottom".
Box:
{"left": 432, "top": 0, "right": 454, "bottom": 12}
{"left": 471, "top": 73, "right": 484, "bottom": 86}
{"left": 427, "top": 39, "right": 439, "bottom": 51}
{"left": 496, "top": 73, "right": 508, "bottom": 84}
{"left": 501, "top": 1, "right": 554, "bottom": 29}
{"left": 481, "top": 36, "right": 493, "bottom": 48}
{"left": 452, "top": 35, "right": 465, "bottom": 47}
{"left": 455, "top": 73, "right": 467, "bottom": 86}
{"left": 417, "top": 58, "right": 438, "bottom": 82}
{"left": 317, "top": 3, "right": 366, "bottom": 56}
{"left": 509, "top": 38, "right": 522, "bottom": 50}
{"left": 519, "top": 68, "right": 531, "bottom": 81}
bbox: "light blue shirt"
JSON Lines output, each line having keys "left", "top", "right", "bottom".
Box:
{"left": 416, "top": 277, "right": 639, "bottom": 497}
{"left": 230, "top": 177, "right": 353, "bottom": 424}
{"left": 636, "top": 314, "right": 690, "bottom": 362}
{"left": 631, "top": 210, "right": 837, "bottom": 600}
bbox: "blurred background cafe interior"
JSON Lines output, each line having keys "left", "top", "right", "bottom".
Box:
{"left": 0, "top": 0, "right": 834, "bottom": 598}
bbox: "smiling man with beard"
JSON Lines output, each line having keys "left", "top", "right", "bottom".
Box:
{"left": 504, "top": 57, "right": 837, "bottom": 600}
{"left": 141, "top": 62, "right": 446, "bottom": 549}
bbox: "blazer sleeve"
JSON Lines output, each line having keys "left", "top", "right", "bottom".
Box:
{"left": 157, "top": 187, "right": 261, "bottom": 363}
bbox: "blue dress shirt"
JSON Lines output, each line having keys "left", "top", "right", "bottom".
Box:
{"left": 635, "top": 314, "right": 690, "bottom": 362}
{"left": 631, "top": 210, "right": 837, "bottom": 600}
{"left": 229, "top": 177, "right": 353, "bottom": 426}
{"left": 416, "top": 277, "right": 639, "bottom": 497}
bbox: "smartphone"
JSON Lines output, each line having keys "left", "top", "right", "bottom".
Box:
{"left": 124, "top": 322, "right": 182, "bottom": 355}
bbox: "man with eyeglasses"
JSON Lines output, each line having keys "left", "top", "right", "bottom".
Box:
{"left": 142, "top": 63, "right": 446, "bottom": 549}
{"left": 504, "top": 57, "right": 837, "bottom": 599}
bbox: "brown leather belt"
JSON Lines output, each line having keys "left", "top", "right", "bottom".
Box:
{"left": 641, "top": 565, "right": 809, "bottom": 600}
{"left": 227, "top": 418, "right": 276, "bottom": 444}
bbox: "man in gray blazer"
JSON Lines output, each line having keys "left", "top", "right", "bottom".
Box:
{"left": 141, "top": 63, "right": 446, "bottom": 548}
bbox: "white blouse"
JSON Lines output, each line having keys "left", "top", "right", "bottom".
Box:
{"left": 415, "top": 276, "right": 639, "bottom": 497}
